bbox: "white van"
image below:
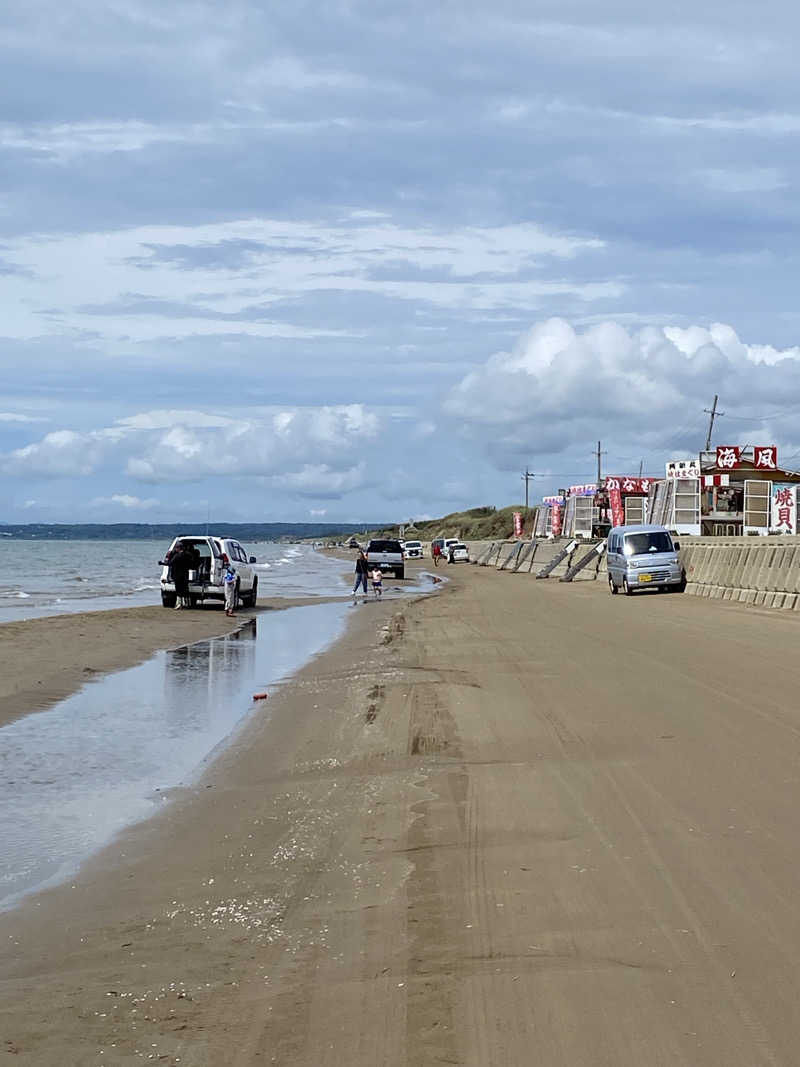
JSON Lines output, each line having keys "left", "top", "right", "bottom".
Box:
{"left": 403, "top": 540, "right": 424, "bottom": 559}
{"left": 431, "top": 537, "right": 460, "bottom": 561}
{"left": 606, "top": 525, "right": 685, "bottom": 595}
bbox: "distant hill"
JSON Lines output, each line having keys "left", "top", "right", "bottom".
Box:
{"left": 379, "top": 505, "right": 535, "bottom": 542}
{"left": 0, "top": 522, "right": 387, "bottom": 542}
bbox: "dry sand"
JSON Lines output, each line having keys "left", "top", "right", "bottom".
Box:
{"left": 3, "top": 567, "right": 800, "bottom": 1064}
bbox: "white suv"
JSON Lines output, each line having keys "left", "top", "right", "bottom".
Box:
{"left": 159, "top": 535, "right": 258, "bottom": 609}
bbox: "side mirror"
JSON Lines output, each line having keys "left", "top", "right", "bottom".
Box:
{"left": 673, "top": 541, "right": 681, "bottom": 551}
{"left": 249, "top": 556, "right": 257, "bottom": 564}
{"left": 158, "top": 560, "right": 165, "bottom": 566}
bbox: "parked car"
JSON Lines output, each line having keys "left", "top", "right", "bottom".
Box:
{"left": 447, "top": 542, "right": 470, "bottom": 563}
{"left": 159, "top": 535, "right": 259, "bottom": 608}
{"left": 403, "top": 540, "right": 424, "bottom": 559}
{"left": 606, "top": 524, "right": 685, "bottom": 595}
{"left": 431, "top": 537, "right": 460, "bottom": 561}
{"left": 366, "top": 538, "right": 405, "bottom": 579}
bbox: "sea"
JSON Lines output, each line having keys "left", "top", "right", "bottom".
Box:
{"left": 0, "top": 538, "right": 358, "bottom": 623}
{"left": 0, "top": 539, "right": 440, "bottom": 911}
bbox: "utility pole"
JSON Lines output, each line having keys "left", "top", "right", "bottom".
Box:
{"left": 638, "top": 459, "right": 644, "bottom": 478}
{"left": 521, "top": 468, "right": 535, "bottom": 509}
{"left": 704, "top": 394, "right": 724, "bottom": 451}
{"left": 592, "top": 440, "right": 607, "bottom": 484}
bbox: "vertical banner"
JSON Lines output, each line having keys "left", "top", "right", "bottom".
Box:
{"left": 551, "top": 499, "right": 563, "bottom": 537}
{"left": 771, "top": 483, "right": 797, "bottom": 533}
{"left": 513, "top": 510, "right": 523, "bottom": 537}
{"left": 608, "top": 487, "right": 625, "bottom": 527}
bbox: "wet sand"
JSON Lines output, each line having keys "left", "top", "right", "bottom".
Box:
{"left": 5, "top": 567, "right": 800, "bottom": 1063}
{"left": 0, "top": 597, "right": 342, "bottom": 729}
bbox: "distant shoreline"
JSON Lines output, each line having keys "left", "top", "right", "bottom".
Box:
{"left": 0, "top": 521, "right": 387, "bottom": 541}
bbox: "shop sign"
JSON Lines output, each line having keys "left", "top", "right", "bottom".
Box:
{"left": 568, "top": 483, "right": 596, "bottom": 497}
{"left": 542, "top": 495, "right": 562, "bottom": 505}
{"left": 606, "top": 476, "right": 652, "bottom": 494}
{"left": 608, "top": 487, "right": 625, "bottom": 527}
{"left": 716, "top": 446, "right": 742, "bottom": 470}
{"left": 513, "top": 511, "right": 523, "bottom": 537}
{"left": 771, "top": 484, "right": 796, "bottom": 534}
{"left": 755, "top": 445, "right": 778, "bottom": 470}
{"left": 667, "top": 459, "right": 701, "bottom": 479}
{"left": 551, "top": 499, "right": 563, "bottom": 536}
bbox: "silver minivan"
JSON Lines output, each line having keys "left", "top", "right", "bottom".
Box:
{"left": 606, "top": 524, "right": 685, "bottom": 595}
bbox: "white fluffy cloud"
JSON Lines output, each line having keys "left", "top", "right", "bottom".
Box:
{"left": 2, "top": 405, "right": 379, "bottom": 498}
{"left": 444, "top": 319, "right": 800, "bottom": 466}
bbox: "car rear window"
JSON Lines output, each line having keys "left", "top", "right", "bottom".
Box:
{"left": 405, "top": 541, "right": 421, "bottom": 548}
{"left": 369, "top": 539, "right": 402, "bottom": 552}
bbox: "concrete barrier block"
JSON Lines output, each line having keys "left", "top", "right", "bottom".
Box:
{"left": 743, "top": 589, "right": 757, "bottom": 603}
{"left": 754, "top": 590, "right": 767, "bottom": 605}
{"left": 783, "top": 593, "right": 797, "bottom": 610}
{"left": 772, "top": 592, "right": 786, "bottom": 608}
{"left": 711, "top": 586, "right": 723, "bottom": 599}
{"left": 722, "top": 587, "right": 734, "bottom": 600}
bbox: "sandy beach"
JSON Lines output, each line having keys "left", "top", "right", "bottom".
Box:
{"left": 4, "top": 565, "right": 800, "bottom": 1064}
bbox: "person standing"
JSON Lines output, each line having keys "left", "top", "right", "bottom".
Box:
{"left": 432, "top": 542, "right": 441, "bottom": 567}
{"left": 223, "top": 563, "right": 237, "bottom": 617}
{"left": 353, "top": 549, "right": 369, "bottom": 599}
{"left": 170, "top": 543, "right": 192, "bottom": 610}
{"left": 371, "top": 565, "right": 383, "bottom": 598}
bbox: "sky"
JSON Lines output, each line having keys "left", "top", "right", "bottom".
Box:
{"left": 3, "top": 0, "right": 800, "bottom": 525}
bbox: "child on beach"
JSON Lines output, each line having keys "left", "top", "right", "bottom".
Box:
{"left": 223, "top": 564, "right": 237, "bottom": 617}
{"left": 371, "top": 566, "right": 383, "bottom": 598}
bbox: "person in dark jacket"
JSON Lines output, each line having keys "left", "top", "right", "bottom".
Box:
{"left": 353, "top": 549, "right": 369, "bottom": 599}
{"left": 170, "top": 543, "right": 192, "bottom": 610}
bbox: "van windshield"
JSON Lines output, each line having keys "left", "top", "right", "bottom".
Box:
{"left": 623, "top": 531, "right": 673, "bottom": 556}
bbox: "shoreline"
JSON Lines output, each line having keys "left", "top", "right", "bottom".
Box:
{"left": 0, "top": 595, "right": 354, "bottom": 729}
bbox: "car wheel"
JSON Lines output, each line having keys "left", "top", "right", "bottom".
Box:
{"left": 608, "top": 575, "right": 617, "bottom": 595}
{"left": 234, "top": 580, "right": 241, "bottom": 609}
{"left": 622, "top": 577, "right": 634, "bottom": 596}
{"left": 248, "top": 578, "right": 258, "bottom": 607}
{"left": 397, "top": 567, "right": 405, "bottom": 579}
{"left": 161, "top": 591, "right": 177, "bottom": 608}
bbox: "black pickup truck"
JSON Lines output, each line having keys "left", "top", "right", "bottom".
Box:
{"left": 366, "top": 538, "right": 405, "bottom": 579}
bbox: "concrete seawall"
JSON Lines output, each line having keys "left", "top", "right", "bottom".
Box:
{"left": 466, "top": 535, "right": 800, "bottom": 609}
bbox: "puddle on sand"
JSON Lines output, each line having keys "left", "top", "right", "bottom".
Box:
{"left": 0, "top": 602, "right": 349, "bottom": 912}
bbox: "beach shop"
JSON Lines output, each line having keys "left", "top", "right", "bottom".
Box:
{"left": 643, "top": 447, "right": 800, "bottom": 536}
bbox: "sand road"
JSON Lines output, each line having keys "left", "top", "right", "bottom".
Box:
{"left": 3, "top": 566, "right": 800, "bottom": 1065}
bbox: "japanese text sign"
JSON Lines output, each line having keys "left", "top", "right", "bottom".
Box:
{"left": 771, "top": 484, "right": 796, "bottom": 534}
{"left": 755, "top": 446, "right": 778, "bottom": 470}
{"left": 716, "top": 446, "right": 741, "bottom": 470}
{"left": 608, "top": 487, "right": 625, "bottom": 527}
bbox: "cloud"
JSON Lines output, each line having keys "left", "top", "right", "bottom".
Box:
{"left": 0, "top": 412, "right": 47, "bottom": 423}
{"left": 443, "top": 318, "right": 800, "bottom": 469}
{"left": 90, "top": 493, "right": 159, "bottom": 510}
{"left": 2, "top": 405, "right": 379, "bottom": 498}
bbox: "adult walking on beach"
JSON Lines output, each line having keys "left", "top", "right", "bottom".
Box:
{"left": 353, "top": 549, "right": 369, "bottom": 599}
{"left": 170, "top": 543, "right": 192, "bottom": 610}
{"left": 432, "top": 542, "right": 442, "bottom": 567}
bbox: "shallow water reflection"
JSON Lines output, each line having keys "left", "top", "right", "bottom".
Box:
{"left": 0, "top": 603, "right": 348, "bottom": 911}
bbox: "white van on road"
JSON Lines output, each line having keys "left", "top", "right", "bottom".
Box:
{"left": 606, "top": 525, "right": 685, "bottom": 595}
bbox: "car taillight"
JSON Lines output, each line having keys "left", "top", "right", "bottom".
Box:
{"left": 220, "top": 553, "right": 229, "bottom": 564}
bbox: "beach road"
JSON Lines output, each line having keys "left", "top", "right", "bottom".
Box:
{"left": 3, "top": 566, "right": 800, "bottom": 1064}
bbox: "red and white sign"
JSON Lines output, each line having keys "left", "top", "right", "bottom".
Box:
{"left": 667, "top": 459, "right": 701, "bottom": 479}
{"left": 513, "top": 510, "right": 523, "bottom": 537}
{"left": 702, "top": 474, "right": 730, "bottom": 487}
{"left": 771, "top": 484, "right": 796, "bottom": 533}
{"left": 542, "top": 495, "right": 562, "bottom": 505}
{"left": 551, "top": 499, "right": 563, "bottom": 536}
{"left": 608, "top": 487, "right": 624, "bottom": 527}
{"left": 606, "top": 477, "right": 652, "bottom": 494}
{"left": 568, "top": 483, "right": 597, "bottom": 497}
{"left": 755, "top": 445, "right": 778, "bottom": 470}
{"left": 716, "top": 446, "right": 742, "bottom": 470}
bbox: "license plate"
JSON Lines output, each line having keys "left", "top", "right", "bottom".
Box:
{"left": 638, "top": 573, "right": 652, "bottom": 583}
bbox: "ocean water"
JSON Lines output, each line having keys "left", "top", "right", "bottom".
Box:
{"left": 0, "top": 539, "right": 358, "bottom": 622}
